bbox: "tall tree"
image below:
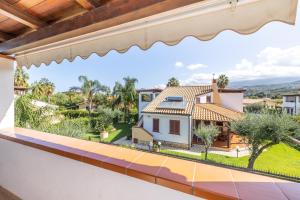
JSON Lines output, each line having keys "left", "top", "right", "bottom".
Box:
{"left": 194, "top": 125, "right": 219, "bottom": 160}
{"left": 113, "top": 77, "right": 138, "bottom": 122}
{"left": 31, "top": 78, "right": 55, "bottom": 103}
{"left": 232, "top": 113, "right": 299, "bottom": 169}
{"left": 166, "top": 77, "right": 180, "bottom": 87}
{"left": 217, "top": 74, "right": 229, "bottom": 89}
{"left": 14, "top": 67, "right": 29, "bottom": 87}
{"left": 70, "top": 76, "right": 108, "bottom": 112}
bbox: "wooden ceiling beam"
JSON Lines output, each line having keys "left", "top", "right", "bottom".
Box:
{"left": 75, "top": 0, "right": 96, "bottom": 10}
{"left": 0, "top": 0, "right": 46, "bottom": 29}
{"left": 0, "top": 0, "right": 203, "bottom": 53}
{"left": 76, "top": 0, "right": 108, "bottom": 10}
{"left": 0, "top": 31, "right": 13, "bottom": 41}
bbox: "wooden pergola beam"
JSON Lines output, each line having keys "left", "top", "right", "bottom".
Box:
{"left": 0, "top": 0, "right": 203, "bottom": 53}
{"left": 0, "top": 0, "right": 46, "bottom": 29}
{"left": 76, "top": 0, "right": 105, "bottom": 10}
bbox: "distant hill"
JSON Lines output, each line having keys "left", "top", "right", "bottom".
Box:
{"left": 229, "top": 78, "right": 300, "bottom": 99}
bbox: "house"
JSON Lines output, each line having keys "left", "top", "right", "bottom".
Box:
{"left": 243, "top": 98, "right": 279, "bottom": 111}
{"left": 282, "top": 89, "right": 300, "bottom": 115}
{"left": 14, "top": 86, "right": 28, "bottom": 96}
{"left": 132, "top": 79, "right": 245, "bottom": 149}
{"left": 137, "top": 88, "right": 163, "bottom": 118}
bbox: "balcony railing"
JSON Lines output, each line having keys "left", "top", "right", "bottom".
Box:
{"left": 0, "top": 128, "right": 299, "bottom": 200}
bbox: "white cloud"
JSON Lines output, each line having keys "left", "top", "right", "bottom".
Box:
{"left": 186, "top": 64, "right": 207, "bottom": 70}
{"left": 175, "top": 61, "right": 184, "bottom": 68}
{"left": 181, "top": 46, "right": 300, "bottom": 85}
{"left": 174, "top": 62, "right": 207, "bottom": 70}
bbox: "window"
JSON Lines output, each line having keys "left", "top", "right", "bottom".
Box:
{"left": 216, "top": 121, "right": 223, "bottom": 127}
{"left": 286, "top": 96, "right": 296, "bottom": 102}
{"left": 141, "top": 94, "right": 153, "bottom": 102}
{"left": 204, "top": 121, "right": 211, "bottom": 126}
{"left": 153, "top": 118, "right": 159, "bottom": 132}
{"left": 169, "top": 120, "right": 180, "bottom": 135}
{"left": 206, "top": 95, "right": 212, "bottom": 103}
{"left": 196, "top": 97, "right": 200, "bottom": 104}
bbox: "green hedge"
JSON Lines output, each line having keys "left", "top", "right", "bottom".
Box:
{"left": 59, "top": 109, "right": 89, "bottom": 118}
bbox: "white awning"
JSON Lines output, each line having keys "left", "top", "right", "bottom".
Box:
{"left": 15, "top": 0, "right": 298, "bottom": 68}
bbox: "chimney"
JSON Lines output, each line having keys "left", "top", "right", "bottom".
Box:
{"left": 212, "top": 79, "right": 221, "bottom": 105}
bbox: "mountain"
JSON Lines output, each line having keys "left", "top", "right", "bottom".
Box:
{"left": 229, "top": 78, "right": 300, "bottom": 99}
{"left": 229, "top": 77, "right": 300, "bottom": 87}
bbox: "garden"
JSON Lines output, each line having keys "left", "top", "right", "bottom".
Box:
{"left": 14, "top": 68, "right": 300, "bottom": 181}
{"left": 15, "top": 70, "right": 138, "bottom": 145}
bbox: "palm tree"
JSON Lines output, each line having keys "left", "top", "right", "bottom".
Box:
{"left": 14, "top": 67, "right": 29, "bottom": 88}
{"left": 31, "top": 78, "right": 55, "bottom": 103}
{"left": 113, "top": 77, "right": 138, "bottom": 122}
{"left": 217, "top": 74, "right": 229, "bottom": 89}
{"left": 166, "top": 77, "right": 180, "bottom": 87}
{"left": 70, "top": 76, "right": 108, "bottom": 112}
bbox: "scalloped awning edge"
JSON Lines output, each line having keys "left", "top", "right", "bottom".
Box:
{"left": 15, "top": 0, "right": 298, "bottom": 68}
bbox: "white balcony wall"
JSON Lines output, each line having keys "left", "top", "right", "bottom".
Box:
{"left": 0, "top": 58, "right": 14, "bottom": 129}
{"left": 0, "top": 138, "right": 200, "bottom": 200}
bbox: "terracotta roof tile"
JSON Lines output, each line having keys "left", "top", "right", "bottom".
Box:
{"left": 142, "top": 86, "right": 212, "bottom": 115}
{"left": 193, "top": 104, "right": 242, "bottom": 122}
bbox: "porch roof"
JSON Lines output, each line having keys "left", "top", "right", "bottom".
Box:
{"left": 0, "top": 0, "right": 296, "bottom": 68}
{"left": 193, "top": 104, "right": 242, "bottom": 122}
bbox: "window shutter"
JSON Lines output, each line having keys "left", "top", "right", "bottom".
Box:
{"left": 175, "top": 120, "right": 180, "bottom": 135}
{"left": 170, "top": 120, "right": 174, "bottom": 134}
{"left": 153, "top": 118, "right": 159, "bottom": 132}
{"left": 169, "top": 120, "right": 180, "bottom": 135}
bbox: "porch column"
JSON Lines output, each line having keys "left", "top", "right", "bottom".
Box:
{"left": 0, "top": 57, "right": 15, "bottom": 129}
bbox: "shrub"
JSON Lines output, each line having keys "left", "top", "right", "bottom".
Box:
{"left": 244, "top": 103, "right": 264, "bottom": 113}
{"left": 15, "top": 95, "right": 53, "bottom": 129}
{"left": 41, "top": 118, "right": 89, "bottom": 138}
{"left": 59, "top": 109, "right": 89, "bottom": 118}
{"left": 90, "top": 116, "right": 113, "bottom": 132}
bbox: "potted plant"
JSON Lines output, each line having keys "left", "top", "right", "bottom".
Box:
{"left": 153, "top": 144, "right": 160, "bottom": 152}
{"left": 94, "top": 120, "right": 109, "bottom": 140}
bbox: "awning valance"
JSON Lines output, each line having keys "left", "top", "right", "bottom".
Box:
{"left": 15, "top": 0, "right": 298, "bottom": 68}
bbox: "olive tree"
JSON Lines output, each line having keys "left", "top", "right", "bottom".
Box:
{"left": 231, "top": 113, "right": 299, "bottom": 170}
{"left": 194, "top": 125, "right": 219, "bottom": 160}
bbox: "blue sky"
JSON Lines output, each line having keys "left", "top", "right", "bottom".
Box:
{"left": 26, "top": 5, "right": 300, "bottom": 92}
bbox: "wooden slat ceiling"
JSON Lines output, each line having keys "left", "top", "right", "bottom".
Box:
{"left": 0, "top": 0, "right": 88, "bottom": 36}
{"left": 0, "top": 0, "right": 204, "bottom": 54}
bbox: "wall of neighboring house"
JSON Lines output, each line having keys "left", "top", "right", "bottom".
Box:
{"left": 143, "top": 113, "right": 190, "bottom": 147}
{"left": 282, "top": 95, "right": 300, "bottom": 115}
{"left": 219, "top": 93, "right": 244, "bottom": 112}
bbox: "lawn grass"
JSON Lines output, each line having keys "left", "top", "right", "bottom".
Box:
{"left": 161, "top": 143, "right": 300, "bottom": 178}
{"left": 101, "top": 123, "right": 132, "bottom": 143}
{"left": 82, "top": 123, "right": 132, "bottom": 143}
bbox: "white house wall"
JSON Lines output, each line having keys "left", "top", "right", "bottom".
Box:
{"left": 0, "top": 58, "right": 14, "bottom": 129}
{"left": 220, "top": 93, "right": 244, "bottom": 112}
{"left": 196, "top": 92, "right": 213, "bottom": 103}
{"left": 143, "top": 113, "right": 190, "bottom": 145}
{"left": 282, "top": 96, "right": 300, "bottom": 115}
